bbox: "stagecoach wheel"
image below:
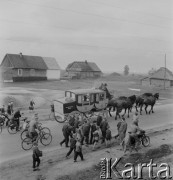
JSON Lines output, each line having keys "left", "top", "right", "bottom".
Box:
{"left": 142, "top": 136, "right": 150, "bottom": 147}
{"left": 54, "top": 111, "right": 66, "bottom": 123}
{"left": 40, "top": 133, "right": 52, "bottom": 146}
{"left": 40, "top": 127, "right": 51, "bottom": 134}
{"left": 21, "top": 137, "right": 33, "bottom": 150}
{"left": 7, "top": 123, "right": 17, "bottom": 134}
{"left": 20, "top": 129, "right": 29, "bottom": 140}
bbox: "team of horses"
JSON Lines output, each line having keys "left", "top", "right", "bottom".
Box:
{"left": 106, "top": 91, "right": 159, "bottom": 120}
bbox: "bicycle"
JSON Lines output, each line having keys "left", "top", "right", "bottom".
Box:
{"left": 21, "top": 128, "right": 52, "bottom": 150}
{"left": 20, "top": 122, "right": 51, "bottom": 140}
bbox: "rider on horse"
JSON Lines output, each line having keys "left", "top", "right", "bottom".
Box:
{"left": 99, "top": 83, "right": 111, "bottom": 99}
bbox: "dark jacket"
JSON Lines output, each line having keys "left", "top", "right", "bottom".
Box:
{"left": 100, "top": 120, "right": 109, "bottom": 132}
{"left": 90, "top": 124, "right": 97, "bottom": 133}
{"left": 70, "top": 138, "right": 76, "bottom": 148}
{"left": 97, "top": 115, "right": 102, "bottom": 126}
{"left": 62, "top": 124, "right": 71, "bottom": 135}
{"left": 82, "top": 123, "right": 90, "bottom": 136}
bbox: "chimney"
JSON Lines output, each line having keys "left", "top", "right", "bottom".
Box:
{"left": 19, "top": 52, "right": 23, "bottom": 58}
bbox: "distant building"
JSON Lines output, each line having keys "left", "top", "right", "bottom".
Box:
{"left": 66, "top": 60, "right": 102, "bottom": 79}
{"left": 0, "top": 53, "right": 61, "bottom": 82}
{"left": 42, "top": 57, "right": 61, "bottom": 80}
{"left": 141, "top": 67, "right": 173, "bottom": 87}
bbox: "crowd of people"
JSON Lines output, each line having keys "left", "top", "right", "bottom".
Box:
{"left": 0, "top": 87, "right": 145, "bottom": 171}
{"left": 59, "top": 112, "right": 112, "bottom": 162}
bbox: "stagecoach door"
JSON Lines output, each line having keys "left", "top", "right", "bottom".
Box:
{"left": 76, "top": 94, "right": 94, "bottom": 112}
{"left": 95, "top": 92, "right": 108, "bottom": 110}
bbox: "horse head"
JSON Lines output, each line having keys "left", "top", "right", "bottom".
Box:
{"left": 154, "top": 93, "right": 159, "bottom": 100}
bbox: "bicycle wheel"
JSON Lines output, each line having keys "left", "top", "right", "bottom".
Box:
{"left": 20, "top": 129, "right": 29, "bottom": 140}
{"left": 7, "top": 123, "right": 17, "bottom": 134}
{"left": 40, "top": 127, "right": 51, "bottom": 134}
{"left": 40, "top": 133, "right": 52, "bottom": 146}
{"left": 142, "top": 136, "right": 150, "bottom": 147}
{"left": 21, "top": 137, "right": 33, "bottom": 150}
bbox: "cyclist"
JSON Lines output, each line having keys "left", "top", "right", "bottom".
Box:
{"left": 11, "top": 109, "right": 22, "bottom": 131}
{"left": 28, "top": 113, "right": 39, "bottom": 142}
{"left": 128, "top": 119, "right": 144, "bottom": 149}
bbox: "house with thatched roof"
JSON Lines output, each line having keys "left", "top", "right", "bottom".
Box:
{"left": 141, "top": 67, "right": 173, "bottom": 87}
{"left": 66, "top": 60, "right": 102, "bottom": 79}
{"left": 0, "top": 53, "right": 61, "bottom": 82}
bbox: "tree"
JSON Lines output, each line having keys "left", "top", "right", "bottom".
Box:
{"left": 124, "top": 65, "right": 129, "bottom": 76}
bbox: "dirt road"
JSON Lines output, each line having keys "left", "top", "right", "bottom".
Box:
{"left": 0, "top": 102, "right": 173, "bottom": 163}
{"left": 0, "top": 123, "right": 173, "bottom": 180}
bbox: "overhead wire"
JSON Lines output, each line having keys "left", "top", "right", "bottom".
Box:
{"left": 3, "top": 0, "right": 171, "bottom": 29}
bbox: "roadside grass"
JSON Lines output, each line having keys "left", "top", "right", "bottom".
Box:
{"left": 2, "top": 77, "right": 173, "bottom": 98}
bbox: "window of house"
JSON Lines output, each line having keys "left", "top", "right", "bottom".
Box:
{"left": 18, "top": 69, "right": 23, "bottom": 76}
{"left": 30, "top": 69, "right": 35, "bottom": 76}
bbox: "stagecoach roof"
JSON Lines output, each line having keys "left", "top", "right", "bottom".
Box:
{"left": 66, "top": 88, "right": 104, "bottom": 94}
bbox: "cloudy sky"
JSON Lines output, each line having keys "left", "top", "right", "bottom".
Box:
{"left": 0, "top": 0, "right": 172, "bottom": 73}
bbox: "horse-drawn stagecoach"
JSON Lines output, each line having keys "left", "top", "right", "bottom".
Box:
{"left": 53, "top": 88, "right": 109, "bottom": 123}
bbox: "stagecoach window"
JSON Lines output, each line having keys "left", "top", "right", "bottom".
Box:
{"left": 78, "top": 95, "right": 82, "bottom": 103}
{"left": 66, "top": 92, "right": 71, "bottom": 98}
{"left": 83, "top": 94, "right": 90, "bottom": 102}
{"left": 71, "top": 93, "right": 75, "bottom": 99}
{"left": 99, "top": 93, "right": 104, "bottom": 101}
{"left": 90, "top": 94, "right": 94, "bottom": 102}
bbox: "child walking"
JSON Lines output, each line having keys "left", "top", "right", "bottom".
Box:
{"left": 74, "top": 138, "right": 84, "bottom": 162}
{"left": 32, "top": 142, "right": 42, "bottom": 171}
{"left": 105, "top": 127, "right": 112, "bottom": 147}
{"left": 92, "top": 126, "right": 100, "bottom": 151}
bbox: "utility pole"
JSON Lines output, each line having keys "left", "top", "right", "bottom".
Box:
{"left": 164, "top": 53, "right": 166, "bottom": 90}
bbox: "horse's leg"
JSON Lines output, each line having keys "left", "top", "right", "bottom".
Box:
{"left": 145, "top": 104, "right": 148, "bottom": 114}
{"left": 108, "top": 107, "right": 112, "bottom": 117}
{"left": 123, "top": 108, "right": 126, "bottom": 117}
{"left": 149, "top": 105, "right": 152, "bottom": 114}
{"left": 115, "top": 111, "right": 118, "bottom": 120}
{"left": 127, "top": 108, "right": 130, "bottom": 118}
{"left": 152, "top": 104, "right": 155, "bottom": 113}
{"left": 135, "top": 103, "right": 138, "bottom": 112}
{"left": 140, "top": 104, "right": 143, "bottom": 115}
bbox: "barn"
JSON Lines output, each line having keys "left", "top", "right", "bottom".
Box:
{"left": 66, "top": 60, "right": 102, "bottom": 79}
{"left": 0, "top": 53, "right": 61, "bottom": 82}
{"left": 42, "top": 57, "right": 61, "bottom": 80}
{"left": 141, "top": 67, "right": 173, "bottom": 88}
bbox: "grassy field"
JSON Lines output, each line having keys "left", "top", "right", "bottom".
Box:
{"left": 1, "top": 76, "right": 173, "bottom": 99}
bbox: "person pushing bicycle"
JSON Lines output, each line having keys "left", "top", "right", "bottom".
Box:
{"left": 28, "top": 113, "right": 40, "bottom": 142}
